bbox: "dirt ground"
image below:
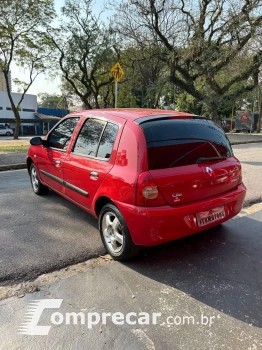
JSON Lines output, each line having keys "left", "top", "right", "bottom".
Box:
{"left": 0, "top": 139, "right": 30, "bottom": 147}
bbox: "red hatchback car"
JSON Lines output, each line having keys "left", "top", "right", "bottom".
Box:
{"left": 27, "top": 109, "right": 246, "bottom": 260}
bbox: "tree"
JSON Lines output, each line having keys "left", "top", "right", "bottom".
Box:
{"left": 38, "top": 93, "right": 64, "bottom": 109}
{"left": 115, "top": 0, "right": 262, "bottom": 118}
{"left": 111, "top": 45, "right": 170, "bottom": 108}
{"left": 48, "top": 0, "right": 118, "bottom": 109}
{"left": 0, "top": 0, "right": 56, "bottom": 139}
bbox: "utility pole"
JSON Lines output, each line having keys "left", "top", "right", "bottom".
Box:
{"left": 115, "top": 81, "right": 118, "bottom": 108}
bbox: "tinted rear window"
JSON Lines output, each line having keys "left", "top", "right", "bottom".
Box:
{"left": 140, "top": 119, "right": 233, "bottom": 170}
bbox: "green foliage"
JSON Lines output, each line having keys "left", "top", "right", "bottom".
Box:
{"left": 115, "top": 45, "right": 169, "bottom": 108}
{"left": 0, "top": 0, "right": 56, "bottom": 138}
{"left": 115, "top": 0, "right": 262, "bottom": 117}
{"left": 38, "top": 93, "right": 65, "bottom": 109}
{"left": 48, "top": 0, "right": 117, "bottom": 109}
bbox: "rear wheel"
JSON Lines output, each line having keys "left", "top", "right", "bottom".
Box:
{"left": 6, "top": 131, "right": 11, "bottom": 136}
{"left": 99, "top": 203, "right": 140, "bottom": 260}
{"left": 30, "top": 163, "right": 49, "bottom": 195}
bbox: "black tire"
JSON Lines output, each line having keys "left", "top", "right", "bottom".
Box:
{"left": 30, "top": 163, "right": 49, "bottom": 195}
{"left": 99, "top": 203, "right": 140, "bottom": 261}
{"left": 6, "top": 132, "right": 11, "bottom": 136}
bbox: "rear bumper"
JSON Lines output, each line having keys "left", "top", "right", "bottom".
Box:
{"left": 115, "top": 184, "right": 246, "bottom": 246}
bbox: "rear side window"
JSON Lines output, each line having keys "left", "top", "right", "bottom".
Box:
{"left": 140, "top": 119, "right": 233, "bottom": 170}
{"left": 73, "top": 119, "right": 119, "bottom": 159}
{"left": 73, "top": 119, "right": 106, "bottom": 157}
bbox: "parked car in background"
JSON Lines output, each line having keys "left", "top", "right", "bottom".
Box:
{"left": 0, "top": 125, "right": 13, "bottom": 136}
{"left": 27, "top": 109, "right": 246, "bottom": 260}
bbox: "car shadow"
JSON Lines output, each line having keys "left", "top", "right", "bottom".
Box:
{"left": 46, "top": 190, "right": 98, "bottom": 229}
{"left": 122, "top": 214, "right": 262, "bottom": 328}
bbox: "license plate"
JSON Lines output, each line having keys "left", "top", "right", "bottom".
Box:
{"left": 196, "top": 206, "right": 225, "bottom": 227}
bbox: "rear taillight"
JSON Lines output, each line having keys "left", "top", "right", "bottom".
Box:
{"left": 136, "top": 171, "right": 166, "bottom": 206}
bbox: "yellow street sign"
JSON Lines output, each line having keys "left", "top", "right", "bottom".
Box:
{"left": 110, "top": 62, "right": 124, "bottom": 82}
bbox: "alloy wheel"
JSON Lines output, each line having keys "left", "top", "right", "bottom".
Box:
{"left": 31, "top": 166, "right": 39, "bottom": 192}
{"left": 101, "top": 211, "right": 124, "bottom": 253}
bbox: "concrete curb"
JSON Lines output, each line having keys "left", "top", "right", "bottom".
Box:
{"left": 0, "top": 163, "right": 27, "bottom": 172}
{"left": 243, "top": 197, "right": 262, "bottom": 208}
{"left": 231, "top": 140, "right": 262, "bottom": 145}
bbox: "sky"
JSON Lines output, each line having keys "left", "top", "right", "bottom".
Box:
{"left": 11, "top": 0, "right": 111, "bottom": 97}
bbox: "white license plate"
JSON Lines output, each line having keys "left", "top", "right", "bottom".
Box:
{"left": 196, "top": 206, "right": 225, "bottom": 227}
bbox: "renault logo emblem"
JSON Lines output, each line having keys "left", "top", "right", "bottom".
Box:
{"left": 205, "top": 167, "right": 214, "bottom": 177}
{"left": 206, "top": 167, "right": 213, "bottom": 173}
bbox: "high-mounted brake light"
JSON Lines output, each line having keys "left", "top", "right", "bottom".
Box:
{"left": 136, "top": 171, "right": 166, "bottom": 206}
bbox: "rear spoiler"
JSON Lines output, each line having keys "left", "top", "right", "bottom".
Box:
{"left": 133, "top": 114, "right": 208, "bottom": 125}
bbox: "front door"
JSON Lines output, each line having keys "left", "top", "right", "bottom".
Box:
{"left": 38, "top": 117, "right": 80, "bottom": 193}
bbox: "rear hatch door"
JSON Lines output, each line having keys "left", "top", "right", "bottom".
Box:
{"left": 140, "top": 118, "right": 241, "bottom": 206}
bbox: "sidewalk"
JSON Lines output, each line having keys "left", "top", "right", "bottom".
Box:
{"left": 0, "top": 139, "right": 29, "bottom": 170}
{"left": 226, "top": 133, "right": 262, "bottom": 144}
{"left": 233, "top": 144, "right": 262, "bottom": 206}
{"left": 0, "top": 151, "right": 27, "bottom": 171}
{"left": 0, "top": 151, "right": 27, "bottom": 166}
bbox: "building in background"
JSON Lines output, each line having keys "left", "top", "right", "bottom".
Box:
{"left": 0, "top": 92, "right": 63, "bottom": 135}
{"left": 0, "top": 70, "right": 66, "bottom": 135}
{"left": 35, "top": 107, "right": 69, "bottom": 135}
{"left": 0, "top": 91, "right": 37, "bottom": 128}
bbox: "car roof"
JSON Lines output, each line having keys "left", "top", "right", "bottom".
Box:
{"left": 68, "top": 108, "right": 195, "bottom": 122}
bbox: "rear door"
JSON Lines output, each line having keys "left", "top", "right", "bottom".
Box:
{"left": 140, "top": 118, "right": 241, "bottom": 206}
{"left": 62, "top": 117, "right": 120, "bottom": 209}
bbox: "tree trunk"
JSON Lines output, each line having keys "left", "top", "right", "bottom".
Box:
{"left": 13, "top": 110, "right": 21, "bottom": 139}
{"left": 94, "top": 94, "right": 100, "bottom": 109}
{"left": 210, "top": 103, "right": 218, "bottom": 121}
{"left": 257, "top": 98, "right": 262, "bottom": 133}
{"left": 257, "top": 87, "right": 262, "bottom": 133}
{"left": 3, "top": 70, "right": 21, "bottom": 140}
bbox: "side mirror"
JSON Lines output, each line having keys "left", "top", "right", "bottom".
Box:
{"left": 30, "top": 137, "right": 43, "bottom": 146}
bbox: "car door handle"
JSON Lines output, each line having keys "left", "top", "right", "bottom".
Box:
{"left": 90, "top": 171, "right": 99, "bottom": 179}
{"left": 55, "top": 160, "right": 61, "bottom": 166}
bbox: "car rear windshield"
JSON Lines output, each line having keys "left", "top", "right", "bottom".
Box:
{"left": 140, "top": 118, "right": 233, "bottom": 170}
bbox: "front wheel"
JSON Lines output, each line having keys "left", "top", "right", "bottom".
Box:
{"left": 6, "top": 132, "right": 11, "bottom": 136}
{"left": 30, "top": 163, "right": 49, "bottom": 195}
{"left": 99, "top": 203, "right": 140, "bottom": 261}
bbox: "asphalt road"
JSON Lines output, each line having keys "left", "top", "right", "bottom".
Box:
{"left": 0, "top": 169, "right": 105, "bottom": 284}
{"left": 0, "top": 158, "right": 261, "bottom": 286}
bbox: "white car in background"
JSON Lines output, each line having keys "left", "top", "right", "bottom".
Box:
{"left": 0, "top": 125, "right": 13, "bottom": 136}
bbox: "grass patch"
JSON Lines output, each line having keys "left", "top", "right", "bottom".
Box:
{"left": 0, "top": 145, "right": 29, "bottom": 152}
